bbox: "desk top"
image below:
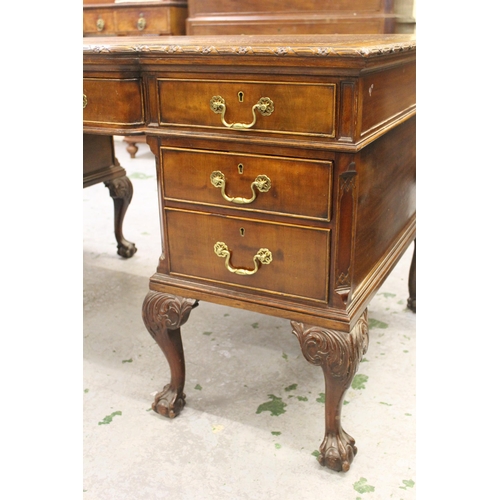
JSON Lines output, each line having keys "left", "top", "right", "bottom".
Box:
{"left": 83, "top": 33, "right": 415, "bottom": 59}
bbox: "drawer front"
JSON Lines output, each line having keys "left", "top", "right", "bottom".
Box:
{"left": 115, "top": 7, "right": 170, "bottom": 34}
{"left": 157, "top": 78, "right": 336, "bottom": 138}
{"left": 83, "top": 10, "right": 115, "bottom": 35}
{"left": 161, "top": 147, "right": 332, "bottom": 221}
{"left": 83, "top": 78, "right": 144, "bottom": 127}
{"left": 165, "top": 209, "right": 331, "bottom": 302}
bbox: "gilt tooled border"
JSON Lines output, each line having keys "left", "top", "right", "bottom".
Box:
{"left": 83, "top": 42, "right": 416, "bottom": 58}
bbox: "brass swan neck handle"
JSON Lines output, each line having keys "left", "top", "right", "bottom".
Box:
{"left": 210, "top": 170, "right": 271, "bottom": 204}
{"left": 214, "top": 242, "right": 272, "bottom": 276}
{"left": 210, "top": 95, "right": 274, "bottom": 130}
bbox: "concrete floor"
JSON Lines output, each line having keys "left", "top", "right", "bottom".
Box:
{"left": 83, "top": 138, "right": 416, "bottom": 499}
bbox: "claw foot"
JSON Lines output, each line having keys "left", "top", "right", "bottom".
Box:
{"left": 152, "top": 384, "right": 186, "bottom": 418}
{"left": 117, "top": 241, "right": 137, "bottom": 258}
{"left": 318, "top": 431, "right": 357, "bottom": 472}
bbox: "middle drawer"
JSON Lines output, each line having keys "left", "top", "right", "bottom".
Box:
{"left": 161, "top": 147, "right": 333, "bottom": 221}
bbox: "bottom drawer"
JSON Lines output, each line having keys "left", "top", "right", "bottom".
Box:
{"left": 166, "top": 209, "right": 331, "bottom": 302}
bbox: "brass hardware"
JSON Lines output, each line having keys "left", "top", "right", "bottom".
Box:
{"left": 137, "top": 14, "right": 146, "bottom": 30}
{"left": 96, "top": 18, "right": 105, "bottom": 31}
{"left": 214, "top": 242, "right": 272, "bottom": 276}
{"left": 83, "top": 94, "right": 88, "bottom": 109}
{"left": 210, "top": 95, "right": 274, "bottom": 129}
{"left": 238, "top": 91, "right": 244, "bottom": 102}
{"left": 210, "top": 170, "right": 271, "bottom": 204}
{"left": 240, "top": 228, "right": 245, "bottom": 237}
{"left": 238, "top": 163, "right": 244, "bottom": 174}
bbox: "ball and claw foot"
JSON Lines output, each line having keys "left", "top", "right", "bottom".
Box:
{"left": 407, "top": 297, "right": 416, "bottom": 313}
{"left": 318, "top": 431, "right": 357, "bottom": 472}
{"left": 152, "top": 384, "right": 186, "bottom": 419}
{"left": 117, "top": 241, "right": 137, "bottom": 259}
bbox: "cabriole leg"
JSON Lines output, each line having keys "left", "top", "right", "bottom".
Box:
{"left": 104, "top": 175, "right": 137, "bottom": 258}
{"left": 407, "top": 239, "right": 416, "bottom": 312}
{"left": 142, "top": 291, "right": 198, "bottom": 418}
{"left": 291, "top": 310, "right": 369, "bottom": 472}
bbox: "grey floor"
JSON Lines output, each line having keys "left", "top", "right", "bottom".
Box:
{"left": 83, "top": 138, "right": 416, "bottom": 499}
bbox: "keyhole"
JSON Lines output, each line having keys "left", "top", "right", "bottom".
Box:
{"left": 238, "top": 163, "right": 244, "bottom": 174}
{"left": 238, "top": 91, "right": 244, "bottom": 102}
{"left": 240, "top": 228, "right": 245, "bottom": 237}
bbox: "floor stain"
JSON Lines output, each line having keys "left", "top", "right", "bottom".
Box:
{"left": 256, "top": 395, "right": 287, "bottom": 416}
{"left": 399, "top": 479, "right": 415, "bottom": 490}
{"left": 316, "top": 393, "right": 325, "bottom": 403}
{"left": 129, "top": 172, "right": 153, "bottom": 179}
{"left": 98, "top": 411, "right": 122, "bottom": 425}
{"left": 352, "top": 374, "right": 369, "bottom": 390}
{"left": 353, "top": 477, "right": 375, "bottom": 494}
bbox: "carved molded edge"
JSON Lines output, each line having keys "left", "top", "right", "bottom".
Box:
{"left": 83, "top": 37, "right": 416, "bottom": 58}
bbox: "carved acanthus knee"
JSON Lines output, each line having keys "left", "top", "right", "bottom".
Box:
{"left": 142, "top": 291, "right": 198, "bottom": 337}
{"left": 142, "top": 292, "right": 198, "bottom": 418}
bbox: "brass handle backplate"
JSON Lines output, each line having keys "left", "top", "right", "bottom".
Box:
{"left": 83, "top": 94, "right": 88, "bottom": 109}
{"left": 210, "top": 95, "right": 274, "bottom": 129}
{"left": 210, "top": 170, "right": 271, "bottom": 204}
{"left": 137, "top": 15, "right": 146, "bottom": 30}
{"left": 214, "top": 242, "right": 272, "bottom": 276}
{"left": 96, "top": 18, "right": 105, "bottom": 31}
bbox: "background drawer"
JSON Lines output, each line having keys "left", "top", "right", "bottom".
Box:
{"left": 83, "top": 78, "right": 144, "bottom": 127}
{"left": 115, "top": 7, "right": 170, "bottom": 34}
{"left": 83, "top": 10, "right": 115, "bottom": 35}
{"left": 161, "top": 147, "right": 332, "bottom": 221}
{"left": 158, "top": 78, "right": 336, "bottom": 138}
{"left": 165, "top": 209, "right": 331, "bottom": 302}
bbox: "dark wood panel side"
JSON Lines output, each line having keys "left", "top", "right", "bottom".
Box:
{"left": 83, "top": 134, "right": 125, "bottom": 187}
{"left": 188, "top": 0, "right": 387, "bottom": 16}
{"left": 351, "top": 115, "right": 416, "bottom": 293}
{"left": 359, "top": 61, "right": 416, "bottom": 139}
{"left": 186, "top": 18, "right": 391, "bottom": 36}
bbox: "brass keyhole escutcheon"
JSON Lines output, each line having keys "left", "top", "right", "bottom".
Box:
{"left": 137, "top": 14, "right": 146, "bottom": 30}
{"left": 238, "top": 163, "right": 244, "bottom": 174}
{"left": 96, "top": 18, "right": 105, "bottom": 31}
{"left": 240, "top": 228, "right": 245, "bottom": 237}
{"left": 238, "top": 91, "right": 244, "bottom": 102}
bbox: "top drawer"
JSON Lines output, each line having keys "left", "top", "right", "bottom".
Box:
{"left": 157, "top": 78, "right": 336, "bottom": 138}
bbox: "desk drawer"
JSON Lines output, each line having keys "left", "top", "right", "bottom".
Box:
{"left": 161, "top": 147, "right": 332, "bottom": 221}
{"left": 166, "top": 209, "right": 330, "bottom": 302}
{"left": 157, "top": 78, "right": 336, "bottom": 138}
{"left": 115, "top": 7, "right": 171, "bottom": 34}
{"left": 83, "top": 9, "right": 115, "bottom": 35}
{"left": 83, "top": 78, "right": 144, "bottom": 127}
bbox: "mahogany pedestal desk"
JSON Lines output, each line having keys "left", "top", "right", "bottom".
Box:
{"left": 83, "top": 34, "right": 416, "bottom": 472}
